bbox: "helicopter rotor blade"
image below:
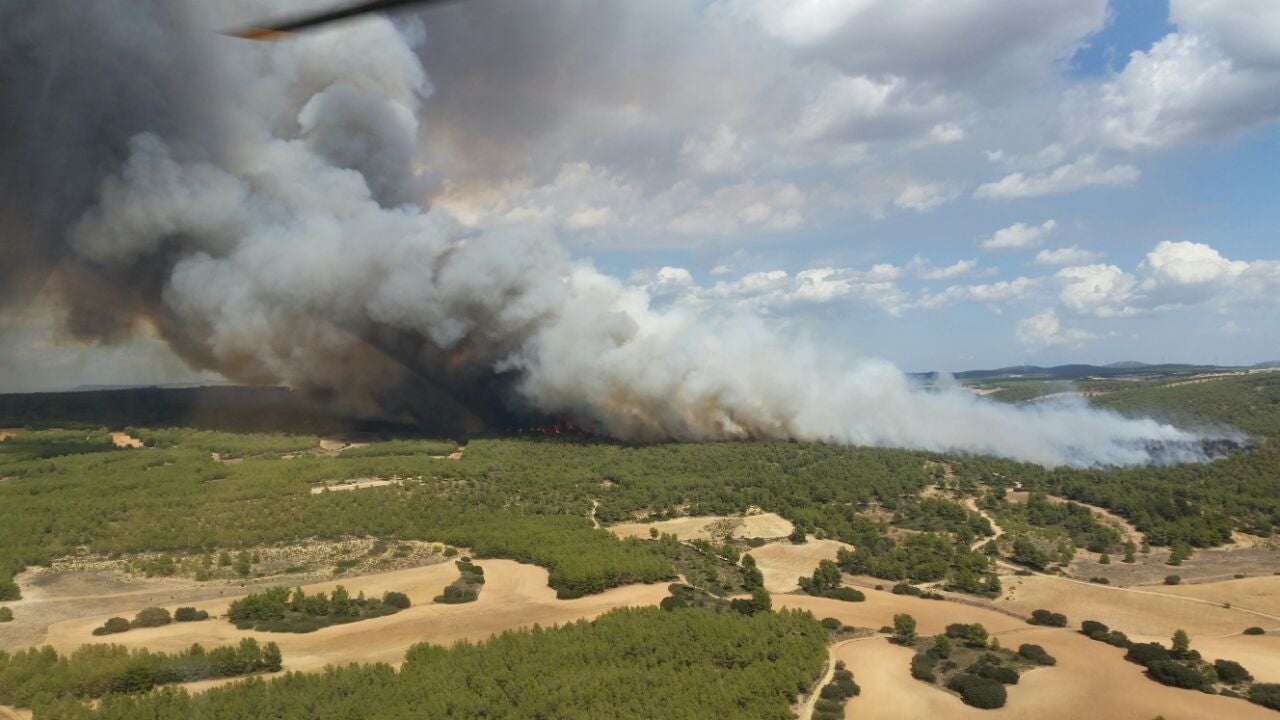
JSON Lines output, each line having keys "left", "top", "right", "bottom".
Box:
{"left": 225, "top": 0, "right": 460, "bottom": 40}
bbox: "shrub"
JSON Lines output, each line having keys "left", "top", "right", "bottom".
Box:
{"left": 1017, "top": 644, "right": 1056, "bottom": 666}
{"left": 1164, "top": 575, "right": 1182, "bottom": 585}
{"left": 1125, "top": 643, "right": 1171, "bottom": 667}
{"left": 1147, "top": 660, "right": 1210, "bottom": 690}
{"left": 0, "top": 606, "right": 12, "bottom": 623}
{"left": 132, "top": 606, "right": 172, "bottom": 628}
{"left": 820, "top": 617, "right": 842, "bottom": 631}
{"left": 1214, "top": 659, "right": 1253, "bottom": 684}
{"left": 1028, "top": 609, "right": 1067, "bottom": 627}
{"left": 948, "top": 674, "right": 1007, "bottom": 709}
{"left": 1100, "top": 630, "right": 1131, "bottom": 648}
{"left": 382, "top": 591, "right": 411, "bottom": 609}
{"left": 833, "top": 668, "right": 859, "bottom": 697}
{"left": 1080, "top": 620, "right": 1109, "bottom": 636}
{"left": 788, "top": 528, "right": 807, "bottom": 544}
{"left": 1249, "top": 684, "right": 1280, "bottom": 711}
{"left": 174, "top": 607, "right": 209, "bottom": 622}
{"left": 92, "top": 617, "right": 131, "bottom": 636}
{"left": 1243, "top": 626, "right": 1265, "bottom": 636}
{"left": 911, "top": 654, "right": 938, "bottom": 683}
{"left": 973, "top": 663, "right": 1019, "bottom": 685}
{"left": 823, "top": 586, "right": 866, "bottom": 602}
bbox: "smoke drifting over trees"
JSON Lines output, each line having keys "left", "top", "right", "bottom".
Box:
{"left": 0, "top": 0, "right": 1223, "bottom": 466}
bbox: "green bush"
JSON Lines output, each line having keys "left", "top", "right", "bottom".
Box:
{"left": 1146, "top": 660, "right": 1210, "bottom": 690}
{"left": 1124, "top": 643, "right": 1171, "bottom": 667}
{"left": 1164, "top": 575, "right": 1182, "bottom": 585}
{"left": 1250, "top": 684, "right": 1280, "bottom": 711}
{"left": 972, "top": 662, "right": 1019, "bottom": 685}
{"left": 1213, "top": 659, "right": 1253, "bottom": 684}
{"left": 1028, "top": 609, "right": 1067, "bottom": 627}
{"left": 1080, "top": 620, "right": 1108, "bottom": 636}
{"left": 1017, "top": 644, "right": 1056, "bottom": 666}
{"left": 131, "top": 607, "right": 172, "bottom": 628}
{"left": 382, "top": 591, "right": 411, "bottom": 609}
{"left": 173, "top": 607, "right": 209, "bottom": 622}
{"left": 0, "top": 606, "right": 12, "bottom": 623}
{"left": 92, "top": 617, "right": 131, "bottom": 636}
{"left": 947, "top": 673, "right": 1007, "bottom": 709}
{"left": 1243, "top": 626, "right": 1265, "bottom": 635}
{"left": 911, "top": 654, "right": 937, "bottom": 683}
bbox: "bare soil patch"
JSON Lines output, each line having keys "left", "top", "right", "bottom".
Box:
{"left": 0, "top": 429, "right": 20, "bottom": 441}
{"left": 309, "top": 477, "right": 403, "bottom": 494}
{"left": 109, "top": 431, "right": 143, "bottom": 449}
{"left": 608, "top": 512, "right": 794, "bottom": 542}
{"left": 749, "top": 538, "right": 852, "bottom": 593}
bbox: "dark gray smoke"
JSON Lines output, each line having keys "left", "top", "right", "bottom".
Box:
{"left": 0, "top": 0, "right": 1227, "bottom": 466}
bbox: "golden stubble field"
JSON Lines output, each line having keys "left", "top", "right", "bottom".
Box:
{"left": 38, "top": 560, "right": 671, "bottom": 674}
{"left": 780, "top": 591, "right": 1279, "bottom": 720}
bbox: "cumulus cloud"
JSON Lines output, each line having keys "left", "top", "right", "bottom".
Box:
{"left": 1034, "top": 245, "right": 1105, "bottom": 266}
{"left": 981, "top": 219, "right": 1057, "bottom": 250}
{"left": 975, "top": 155, "right": 1140, "bottom": 199}
{"left": 1077, "top": 0, "right": 1280, "bottom": 149}
{"left": 905, "top": 257, "right": 983, "bottom": 281}
{"left": 1050, "top": 240, "right": 1280, "bottom": 317}
{"left": 894, "top": 182, "right": 957, "bottom": 212}
{"left": 914, "top": 277, "right": 1041, "bottom": 311}
{"left": 1017, "top": 309, "right": 1095, "bottom": 349}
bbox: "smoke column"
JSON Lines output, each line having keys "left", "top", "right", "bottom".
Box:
{"left": 0, "top": 0, "right": 1222, "bottom": 467}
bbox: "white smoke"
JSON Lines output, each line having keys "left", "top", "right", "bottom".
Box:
{"left": 8, "top": 1, "right": 1224, "bottom": 467}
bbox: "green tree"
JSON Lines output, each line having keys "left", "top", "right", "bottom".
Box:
{"left": 1123, "top": 540, "right": 1136, "bottom": 563}
{"left": 893, "top": 613, "right": 917, "bottom": 646}
{"left": 1171, "top": 629, "right": 1190, "bottom": 657}
{"left": 0, "top": 606, "right": 12, "bottom": 623}
{"left": 262, "top": 642, "right": 283, "bottom": 673}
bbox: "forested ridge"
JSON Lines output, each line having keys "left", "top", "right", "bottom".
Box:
{"left": 3, "top": 395, "right": 1280, "bottom": 600}
{"left": 69, "top": 607, "right": 826, "bottom": 720}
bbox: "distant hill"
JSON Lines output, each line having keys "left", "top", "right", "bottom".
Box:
{"left": 948, "top": 363, "right": 1240, "bottom": 382}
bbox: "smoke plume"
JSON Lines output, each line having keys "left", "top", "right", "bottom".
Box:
{"left": 0, "top": 0, "right": 1224, "bottom": 466}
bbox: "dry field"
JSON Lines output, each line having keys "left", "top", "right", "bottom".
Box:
{"left": 108, "top": 432, "right": 142, "bottom": 449}
{"left": 780, "top": 591, "right": 1278, "bottom": 720}
{"left": 749, "top": 538, "right": 854, "bottom": 593}
{"left": 1158, "top": 575, "right": 1280, "bottom": 617}
{"left": 608, "top": 512, "right": 794, "bottom": 541}
{"left": 38, "top": 560, "right": 670, "bottom": 674}
{"left": 309, "top": 477, "right": 403, "bottom": 494}
{"left": 0, "top": 539, "right": 449, "bottom": 650}
{"left": 996, "top": 573, "right": 1277, "bottom": 636}
{"left": 0, "top": 429, "right": 20, "bottom": 441}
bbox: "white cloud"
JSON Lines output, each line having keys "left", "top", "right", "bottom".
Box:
{"left": 565, "top": 206, "right": 615, "bottom": 230}
{"left": 1076, "top": 1, "right": 1280, "bottom": 150}
{"left": 914, "top": 277, "right": 1041, "bottom": 310}
{"left": 1055, "top": 264, "right": 1141, "bottom": 318}
{"left": 981, "top": 219, "right": 1057, "bottom": 250}
{"left": 696, "top": 264, "right": 908, "bottom": 316}
{"left": 679, "top": 125, "right": 746, "bottom": 176}
{"left": 906, "top": 256, "right": 982, "bottom": 281}
{"left": 709, "top": 264, "right": 734, "bottom": 276}
{"left": 669, "top": 181, "right": 806, "bottom": 235}
{"left": 975, "top": 155, "right": 1139, "bottom": 199}
{"left": 794, "top": 74, "right": 956, "bottom": 143}
{"left": 1220, "top": 320, "right": 1246, "bottom": 336}
{"left": 1034, "top": 245, "right": 1104, "bottom": 266}
{"left": 1016, "top": 309, "right": 1095, "bottom": 349}
{"left": 1050, "top": 240, "right": 1280, "bottom": 318}
{"left": 894, "top": 182, "right": 956, "bottom": 212}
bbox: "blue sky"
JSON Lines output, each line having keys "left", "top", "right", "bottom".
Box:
{"left": 3, "top": 0, "right": 1279, "bottom": 392}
